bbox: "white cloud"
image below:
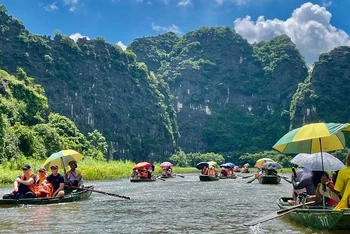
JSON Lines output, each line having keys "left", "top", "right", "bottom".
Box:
{"left": 117, "top": 41, "right": 127, "bottom": 50}
{"left": 69, "top": 33, "right": 90, "bottom": 42}
{"left": 178, "top": 0, "right": 191, "bottom": 6}
{"left": 62, "top": 0, "right": 78, "bottom": 11}
{"left": 151, "top": 23, "right": 182, "bottom": 34}
{"left": 233, "top": 2, "right": 350, "bottom": 65}
{"left": 215, "top": 0, "right": 250, "bottom": 5}
{"left": 44, "top": 2, "right": 59, "bottom": 11}
{"left": 322, "top": 0, "right": 332, "bottom": 7}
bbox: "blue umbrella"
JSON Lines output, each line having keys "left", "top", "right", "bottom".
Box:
{"left": 220, "top": 163, "right": 235, "bottom": 168}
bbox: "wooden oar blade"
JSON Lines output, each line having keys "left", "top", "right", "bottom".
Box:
{"left": 244, "top": 201, "right": 315, "bottom": 226}
{"left": 67, "top": 186, "right": 131, "bottom": 200}
{"left": 247, "top": 177, "right": 257, "bottom": 183}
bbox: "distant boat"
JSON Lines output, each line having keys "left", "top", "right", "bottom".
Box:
{"left": 130, "top": 177, "right": 156, "bottom": 182}
{"left": 199, "top": 175, "right": 219, "bottom": 181}
{"left": 258, "top": 174, "right": 281, "bottom": 184}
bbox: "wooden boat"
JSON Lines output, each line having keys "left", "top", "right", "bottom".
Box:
{"left": 218, "top": 175, "right": 237, "bottom": 179}
{"left": 0, "top": 186, "right": 93, "bottom": 207}
{"left": 160, "top": 174, "right": 175, "bottom": 179}
{"left": 278, "top": 197, "right": 350, "bottom": 230}
{"left": 258, "top": 174, "right": 281, "bottom": 184}
{"left": 199, "top": 175, "right": 219, "bottom": 181}
{"left": 130, "top": 177, "right": 156, "bottom": 182}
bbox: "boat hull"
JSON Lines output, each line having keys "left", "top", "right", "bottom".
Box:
{"left": 259, "top": 175, "right": 281, "bottom": 184}
{"left": 278, "top": 197, "right": 350, "bottom": 230}
{"left": 219, "top": 175, "right": 237, "bottom": 179}
{"left": 0, "top": 186, "right": 93, "bottom": 207}
{"left": 199, "top": 175, "right": 219, "bottom": 181}
{"left": 130, "top": 178, "right": 156, "bottom": 182}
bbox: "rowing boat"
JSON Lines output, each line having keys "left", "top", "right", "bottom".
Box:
{"left": 258, "top": 174, "right": 281, "bottom": 184}
{"left": 218, "top": 175, "right": 237, "bottom": 179}
{"left": 278, "top": 197, "right": 350, "bottom": 230}
{"left": 130, "top": 177, "right": 156, "bottom": 182}
{"left": 199, "top": 175, "right": 219, "bottom": 181}
{"left": 0, "top": 186, "right": 93, "bottom": 207}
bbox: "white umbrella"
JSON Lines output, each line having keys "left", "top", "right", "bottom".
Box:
{"left": 290, "top": 152, "right": 345, "bottom": 171}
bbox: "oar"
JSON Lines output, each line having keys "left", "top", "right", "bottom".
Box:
{"left": 156, "top": 176, "right": 166, "bottom": 181}
{"left": 243, "top": 201, "right": 315, "bottom": 226}
{"left": 175, "top": 174, "right": 185, "bottom": 178}
{"left": 236, "top": 174, "right": 254, "bottom": 179}
{"left": 67, "top": 186, "right": 131, "bottom": 200}
{"left": 273, "top": 173, "right": 292, "bottom": 183}
{"left": 247, "top": 175, "right": 259, "bottom": 183}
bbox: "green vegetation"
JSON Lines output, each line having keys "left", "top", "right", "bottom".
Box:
{"left": 0, "top": 5, "right": 350, "bottom": 172}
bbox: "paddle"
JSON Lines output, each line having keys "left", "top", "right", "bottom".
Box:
{"left": 67, "top": 186, "right": 131, "bottom": 200}
{"left": 247, "top": 175, "right": 259, "bottom": 183}
{"left": 273, "top": 173, "right": 292, "bottom": 184}
{"left": 243, "top": 201, "right": 315, "bottom": 226}
{"left": 175, "top": 174, "right": 185, "bottom": 178}
{"left": 156, "top": 176, "right": 166, "bottom": 181}
{"left": 236, "top": 174, "right": 254, "bottom": 179}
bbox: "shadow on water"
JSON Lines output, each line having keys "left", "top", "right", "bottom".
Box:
{"left": 0, "top": 173, "right": 346, "bottom": 233}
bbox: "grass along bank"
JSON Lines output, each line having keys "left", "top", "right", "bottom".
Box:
{"left": 0, "top": 157, "right": 197, "bottom": 185}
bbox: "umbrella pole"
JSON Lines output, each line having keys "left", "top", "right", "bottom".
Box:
{"left": 319, "top": 138, "right": 326, "bottom": 209}
{"left": 61, "top": 157, "right": 67, "bottom": 177}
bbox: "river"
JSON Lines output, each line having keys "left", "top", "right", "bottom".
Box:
{"left": 0, "top": 173, "right": 347, "bottom": 234}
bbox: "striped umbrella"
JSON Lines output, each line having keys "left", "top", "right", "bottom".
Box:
{"left": 273, "top": 123, "right": 350, "bottom": 154}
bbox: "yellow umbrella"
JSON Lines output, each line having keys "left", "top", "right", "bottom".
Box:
{"left": 254, "top": 158, "right": 275, "bottom": 168}
{"left": 43, "top": 149, "right": 84, "bottom": 171}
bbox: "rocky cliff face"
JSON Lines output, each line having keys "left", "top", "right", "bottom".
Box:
{"left": 290, "top": 46, "right": 350, "bottom": 128}
{"left": 0, "top": 8, "right": 178, "bottom": 162}
{"left": 130, "top": 27, "right": 309, "bottom": 154}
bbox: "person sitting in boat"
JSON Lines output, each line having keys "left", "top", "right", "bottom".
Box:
{"left": 131, "top": 169, "right": 140, "bottom": 179}
{"left": 292, "top": 170, "right": 325, "bottom": 204}
{"left": 140, "top": 168, "right": 148, "bottom": 179}
{"left": 209, "top": 166, "right": 217, "bottom": 177}
{"left": 65, "top": 160, "right": 83, "bottom": 187}
{"left": 317, "top": 170, "right": 340, "bottom": 206}
{"left": 147, "top": 167, "right": 153, "bottom": 179}
{"left": 201, "top": 166, "right": 209, "bottom": 175}
{"left": 2, "top": 164, "right": 36, "bottom": 199}
{"left": 34, "top": 167, "right": 53, "bottom": 198}
{"left": 320, "top": 154, "right": 350, "bottom": 210}
{"left": 44, "top": 165, "right": 65, "bottom": 198}
{"left": 220, "top": 167, "right": 228, "bottom": 177}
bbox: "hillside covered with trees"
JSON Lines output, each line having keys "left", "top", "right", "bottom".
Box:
{"left": 1, "top": 5, "right": 350, "bottom": 165}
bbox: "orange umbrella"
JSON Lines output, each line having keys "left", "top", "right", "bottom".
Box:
{"left": 133, "top": 162, "right": 152, "bottom": 169}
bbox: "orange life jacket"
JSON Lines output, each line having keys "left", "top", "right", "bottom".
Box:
{"left": 202, "top": 168, "right": 209, "bottom": 175}
{"left": 19, "top": 172, "right": 36, "bottom": 193}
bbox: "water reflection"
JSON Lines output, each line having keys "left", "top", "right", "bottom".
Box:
{"left": 0, "top": 174, "right": 346, "bottom": 233}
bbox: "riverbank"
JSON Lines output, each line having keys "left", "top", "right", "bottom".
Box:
{"left": 0, "top": 158, "right": 198, "bottom": 185}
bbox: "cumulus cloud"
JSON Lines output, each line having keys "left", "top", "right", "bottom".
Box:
{"left": 44, "top": 2, "right": 59, "bottom": 11}
{"left": 233, "top": 2, "right": 350, "bottom": 65}
{"left": 178, "top": 0, "right": 191, "bottom": 6}
{"left": 69, "top": 33, "right": 90, "bottom": 42}
{"left": 151, "top": 23, "right": 182, "bottom": 34}
{"left": 116, "top": 41, "right": 127, "bottom": 50}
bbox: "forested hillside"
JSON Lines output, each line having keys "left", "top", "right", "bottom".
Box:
{"left": 129, "top": 27, "right": 309, "bottom": 161}
{"left": 0, "top": 67, "right": 107, "bottom": 165}
{"left": 0, "top": 6, "right": 178, "bottom": 162}
{"left": 1, "top": 5, "right": 350, "bottom": 164}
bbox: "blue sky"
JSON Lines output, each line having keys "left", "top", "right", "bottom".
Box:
{"left": 1, "top": 0, "right": 349, "bottom": 65}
